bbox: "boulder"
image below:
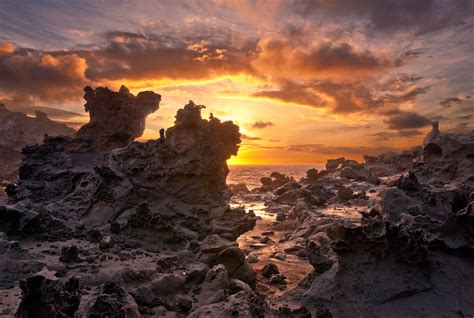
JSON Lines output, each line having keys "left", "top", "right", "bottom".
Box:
{"left": 261, "top": 263, "right": 279, "bottom": 278}
{"left": 326, "top": 157, "right": 345, "bottom": 171}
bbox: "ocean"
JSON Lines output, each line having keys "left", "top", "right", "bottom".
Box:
{"left": 228, "top": 164, "right": 325, "bottom": 189}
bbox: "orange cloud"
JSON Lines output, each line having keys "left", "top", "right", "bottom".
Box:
{"left": 251, "top": 38, "right": 395, "bottom": 81}
{"left": 0, "top": 49, "right": 88, "bottom": 105}
{"left": 0, "top": 42, "right": 15, "bottom": 54}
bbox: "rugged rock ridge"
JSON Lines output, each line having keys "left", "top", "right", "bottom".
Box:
{"left": 77, "top": 85, "right": 161, "bottom": 150}
{"left": 0, "top": 86, "right": 258, "bottom": 317}
{"left": 367, "top": 121, "right": 474, "bottom": 185}
{"left": 7, "top": 88, "right": 242, "bottom": 239}
{"left": 0, "top": 104, "right": 75, "bottom": 183}
{"left": 229, "top": 124, "right": 474, "bottom": 317}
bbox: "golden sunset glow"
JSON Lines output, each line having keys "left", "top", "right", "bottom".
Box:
{"left": 0, "top": 1, "right": 472, "bottom": 164}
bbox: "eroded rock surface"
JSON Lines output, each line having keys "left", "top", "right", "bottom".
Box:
{"left": 0, "top": 86, "right": 258, "bottom": 317}
{"left": 2, "top": 87, "right": 473, "bottom": 317}
{"left": 228, "top": 123, "right": 474, "bottom": 317}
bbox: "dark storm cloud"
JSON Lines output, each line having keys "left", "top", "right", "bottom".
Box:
{"left": 0, "top": 46, "right": 87, "bottom": 105}
{"left": 251, "top": 121, "right": 274, "bottom": 129}
{"left": 252, "top": 39, "right": 396, "bottom": 80}
{"left": 291, "top": 0, "right": 474, "bottom": 34}
{"left": 253, "top": 76, "right": 429, "bottom": 114}
{"left": 84, "top": 31, "right": 254, "bottom": 82}
{"left": 0, "top": 29, "right": 256, "bottom": 105}
{"left": 383, "top": 109, "right": 432, "bottom": 130}
{"left": 439, "top": 96, "right": 462, "bottom": 107}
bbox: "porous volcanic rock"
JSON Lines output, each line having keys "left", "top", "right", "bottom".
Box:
{"left": 76, "top": 85, "right": 160, "bottom": 150}
{"left": 0, "top": 86, "right": 258, "bottom": 317}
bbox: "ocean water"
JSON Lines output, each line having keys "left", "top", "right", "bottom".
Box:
{"left": 228, "top": 164, "right": 325, "bottom": 189}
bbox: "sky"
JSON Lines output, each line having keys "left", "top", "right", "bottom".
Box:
{"left": 0, "top": 0, "right": 473, "bottom": 164}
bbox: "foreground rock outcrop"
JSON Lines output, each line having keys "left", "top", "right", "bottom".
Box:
{"left": 0, "top": 86, "right": 258, "bottom": 317}
{"left": 0, "top": 104, "right": 74, "bottom": 185}
{"left": 228, "top": 122, "right": 474, "bottom": 317}
{"left": 2, "top": 87, "right": 473, "bottom": 317}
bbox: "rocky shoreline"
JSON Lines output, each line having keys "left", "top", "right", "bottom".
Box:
{"left": 1, "top": 86, "right": 473, "bottom": 317}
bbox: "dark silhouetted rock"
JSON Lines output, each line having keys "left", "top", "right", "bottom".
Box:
{"left": 59, "top": 245, "right": 80, "bottom": 263}
{"left": 261, "top": 263, "right": 279, "bottom": 278}
{"left": 326, "top": 157, "right": 345, "bottom": 171}
{"left": 17, "top": 275, "right": 81, "bottom": 318}
{"left": 76, "top": 85, "right": 160, "bottom": 150}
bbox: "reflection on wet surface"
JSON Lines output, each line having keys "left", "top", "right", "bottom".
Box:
{"left": 233, "top": 201, "right": 313, "bottom": 297}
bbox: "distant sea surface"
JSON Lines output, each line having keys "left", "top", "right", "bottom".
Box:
{"left": 228, "top": 164, "right": 325, "bottom": 189}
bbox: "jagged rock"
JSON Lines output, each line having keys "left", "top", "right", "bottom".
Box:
{"left": 458, "top": 191, "right": 473, "bottom": 216}
{"left": 215, "top": 247, "right": 245, "bottom": 276}
{"left": 189, "top": 290, "right": 263, "bottom": 318}
{"left": 231, "top": 263, "right": 257, "bottom": 289}
{"left": 326, "top": 157, "right": 345, "bottom": 171}
{"left": 200, "top": 234, "right": 237, "bottom": 254}
{"left": 59, "top": 245, "right": 80, "bottom": 263}
{"left": 227, "top": 183, "right": 250, "bottom": 195}
{"left": 16, "top": 275, "right": 81, "bottom": 317}
{"left": 379, "top": 187, "right": 422, "bottom": 222}
{"left": 336, "top": 185, "right": 356, "bottom": 200}
{"left": 276, "top": 213, "right": 287, "bottom": 222}
{"left": 269, "top": 273, "right": 287, "bottom": 285}
{"left": 246, "top": 253, "right": 259, "bottom": 264}
{"left": 339, "top": 164, "right": 379, "bottom": 184}
{"left": 258, "top": 172, "right": 291, "bottom": 191}
{"left": 7, "top": 89, "right": 250, "bottom": 244}
{"left": 274, "top": 180, "right": 301, "bottom": 195}
{"left": 151, "top": 274, "right": 185, "bottom": 295}
{"left": 306, "top": 168, "right": 319, "bottom": 180}
{"left": 229, "top": 279, "right": 253, "bottom": 294}
{"left": 77, "top": 281, "right": 140, "bottom": 317}
{"left": 396, "top": 171, "right": 420, "bottom": 192}
{"left": 76, "top": 86, "right": 160, "bottom": 149}
{"left": 0, "top": 86, "right": 258, "bottom": 316}
{"left": 261, "top": 263, "right": 279, "bottom": 278}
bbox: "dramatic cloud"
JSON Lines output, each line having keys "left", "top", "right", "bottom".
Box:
{"left": 253, "top": 82, "right": 326, "bottom": 108}
{"left": 251, "top": 121, "right": 274, "bottom": 129}
{"left": 84, "top": 31, "right": 254, "bottom": 82}
{"left": 0, "top": 0, "right": 472, "bottom": 164}
{"left": 439, "top": 97, "right": 462, "bottom": 107}
{"left": 252, "top": 38, "right": 395, "bottom": 81}
{"left": 383, "top": 109, "right": 431, "bottom": 130}
{"left": 253, "top": 78, "right": 429, "bottom": 114}
{"left": 291, "top": 0, "right": 474, "bottom": 34}
{"left": 0, "top": 42, "right": 15, "bottom": 53}
{"left": 0, "top": 47, "right": 88, "bottom": 105}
